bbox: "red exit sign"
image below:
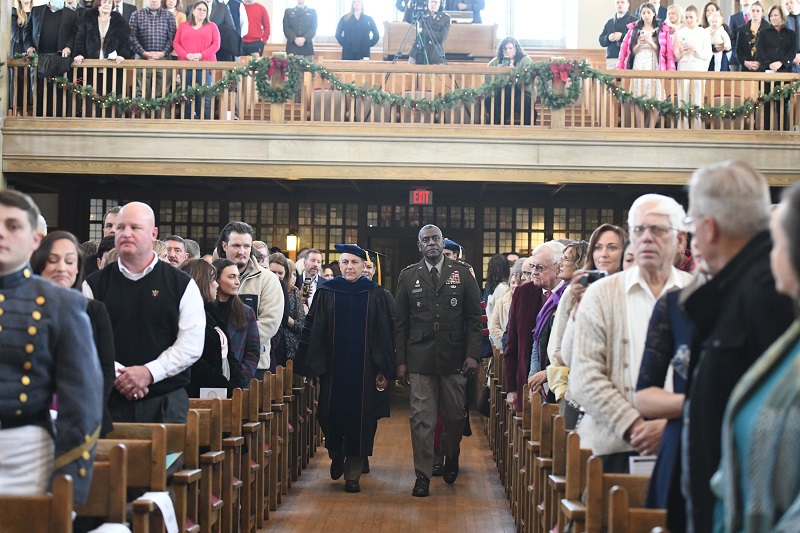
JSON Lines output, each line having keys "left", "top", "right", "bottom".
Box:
{"left": 410, "top": 189, "right": 433, "bottom": 205}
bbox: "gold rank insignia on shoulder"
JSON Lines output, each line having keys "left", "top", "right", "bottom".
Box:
{"left": 151, "top": 290, "right": 159, "bottom": 297}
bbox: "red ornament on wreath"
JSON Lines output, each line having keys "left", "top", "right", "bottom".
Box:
{"left": 550, "top": 62, "right": 572, "bottom": 83}
{"left": 267, "top": 57, "right": 289, "bottom": 81}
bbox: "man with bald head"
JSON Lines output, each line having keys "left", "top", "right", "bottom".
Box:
{"left": 395, "top": 224, "right": 482, "bottom": 497}
{"left": 84, "top": 202, "right": 205, "bottom": 424}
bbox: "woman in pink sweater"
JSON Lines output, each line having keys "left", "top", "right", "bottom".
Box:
{"left": 173, "top": 1, "right": 220, "bottom": 119}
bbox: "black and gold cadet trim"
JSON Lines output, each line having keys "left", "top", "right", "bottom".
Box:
{"left": 0, "top": 266, "right": 103, "bottom": 505}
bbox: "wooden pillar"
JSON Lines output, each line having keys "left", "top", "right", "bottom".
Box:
{"left": 0, "top": 0, "right": 12, "bottom": 189}
{"left": 270, "top": 52, "right": 286, "bottom": 124}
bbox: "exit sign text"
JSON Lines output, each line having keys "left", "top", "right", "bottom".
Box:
{"left": 409, "top": 189, "right": 433, "bottom": 205}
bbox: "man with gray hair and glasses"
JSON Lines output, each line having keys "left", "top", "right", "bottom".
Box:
{"left": 680, "top": 160, "right": 794, "bottom": 533}
{"left": 571, "top": 194, "right": 693, "bottom": 473}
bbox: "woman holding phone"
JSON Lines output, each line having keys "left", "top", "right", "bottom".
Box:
{"left": 617, "top": 2, "right": 675, "bottom": 127}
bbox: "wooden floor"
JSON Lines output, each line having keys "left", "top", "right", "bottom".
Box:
{"left": 263, "top": 387, "right": 515, "bottom": 532}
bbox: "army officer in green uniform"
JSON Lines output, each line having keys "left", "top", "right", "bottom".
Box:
{"left": 395, "top": 224, "right": 482, "bottom": 497}
{"left": 283, "top": 0, "right": 317, "bottom": 60}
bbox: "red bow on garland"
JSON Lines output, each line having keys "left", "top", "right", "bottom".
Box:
{"left": 550, "top": 62, "right": 572, "bottom": 83}
{"left": 267, "top": 57, "right": 289, "bottom": 82}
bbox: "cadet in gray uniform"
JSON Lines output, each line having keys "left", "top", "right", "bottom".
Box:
{"left": 0, "top": 190, "right": 103, "bottom": 506}
{"left": 395, "top": 224, "right": 482, "bottom": 497}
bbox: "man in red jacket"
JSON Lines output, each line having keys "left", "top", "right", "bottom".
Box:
{"left": 504, "top": 255, "right": 544, "bottom": 412}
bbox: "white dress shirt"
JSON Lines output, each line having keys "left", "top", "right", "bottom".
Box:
{"left": 82, "top": 251, "right": 206, "bottom": 384}
{"left": 623, "top": 265, "right": 692, "bottom": 389}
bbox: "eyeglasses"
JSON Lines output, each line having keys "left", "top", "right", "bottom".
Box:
{"left": 631, "top": 224, "right": 676, "bottom": 237}
{"left": 530, "top": 263, "right": 558, "bottom": 273}
{"left": 420, "top": 235, "right": 442, "bottom": 244}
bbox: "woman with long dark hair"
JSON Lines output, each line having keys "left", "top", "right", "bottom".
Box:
{"left": 487, "top": 35, "right": 534, "bottom": 125}
{"left": 335, "top": 0, "right": 380, "bottom": 60}
{"left": 617, "top": 2, "right": 675, "bottom": 126}
{"left": 30, "top": 231, "right": 116, "bottom": 437}
{"left": 484, "top": 253, "right": 510, "bottom": 324}
{"left": 212, "top": 259, "right": 260, "bottom": 384}
{"left": 268, "top": 253, "right": 306, "bottom": 361}
{"left": 181, "top": 259, "right": 244, "bottom": 396}
{"left": 737, "top": 1, "right": 765, "bottom": 72}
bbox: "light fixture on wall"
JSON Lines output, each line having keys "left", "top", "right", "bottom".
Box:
{"left": 286, "top": 230, "right": 298, "bottom": 252}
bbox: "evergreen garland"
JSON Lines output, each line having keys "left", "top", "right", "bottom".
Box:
{"left": 10, "top": 53, "right": 799, "bottom": 121}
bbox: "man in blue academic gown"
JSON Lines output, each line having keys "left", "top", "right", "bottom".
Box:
{"left": 296, "top": 244, "right": 395, "bottom": 493}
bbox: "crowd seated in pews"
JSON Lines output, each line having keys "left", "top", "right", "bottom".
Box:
{"left": 486, "top": 159, "right": 800, "bottom": 533}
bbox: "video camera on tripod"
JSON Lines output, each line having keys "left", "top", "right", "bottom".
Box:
{"left": 407, "top": 0, "right": 445, "bottom": 21}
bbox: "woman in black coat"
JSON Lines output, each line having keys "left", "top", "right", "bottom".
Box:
{"left": 736, "top": 2, "right": 766, "bottom": 72}
{"left": 73, "top": 0, "right": 133, "bottom": 115}
{"left": 756, "top": 4, "right": 798, "bottom": 130}
{"left": 336, "top": 0, "right": 380, "bottom": 60}
{"left": 30, "top": 232, "right": 117, "bottom": 438}
{"left": 181, "top": 259, "right": 245, "bottom": 398}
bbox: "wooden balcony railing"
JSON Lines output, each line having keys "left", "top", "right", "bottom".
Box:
{"left": 6, "top": 55, "right": 800, "bottom": 133}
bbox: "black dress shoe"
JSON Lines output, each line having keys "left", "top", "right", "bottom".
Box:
{"left": 362, "top": 457, "right": 370, "bottom": 474}
{"left": 442, "top": 456, "right": 459, "bottom": 485}
{"left": 412, "top": 475, "right": 430, "bottom": 497}
{"left": 431, "top": 463, "right": 444, "bottom": 476}
{"left": 344, "top": 480, "right": 361, "bottom": 493}
{"left": 330, "top": 456, "right": 344, "bottom": 480}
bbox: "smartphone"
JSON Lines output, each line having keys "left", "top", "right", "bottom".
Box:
{"left": 302, "top": 278, "right": 313, "bottom": 298}
{"left": 579, "top": 270, "right": 608, "bottom": 286}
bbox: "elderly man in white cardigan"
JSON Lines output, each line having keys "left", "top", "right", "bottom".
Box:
{"left": 570, "top": 194, "right": 693, "bottom": 473}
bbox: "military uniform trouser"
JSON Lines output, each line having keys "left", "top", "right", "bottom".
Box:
{"left": 409, "top": 372, "right": 466, "bottom": 479}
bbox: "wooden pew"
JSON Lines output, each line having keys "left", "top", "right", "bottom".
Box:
{"left": 543, "top": 416, "right": 568, "bottom": 533}
{"left": 510, "top": 384, "right": 531, "bottom": 529}
{"left": 531, "top": 405, "right": 560, "bottom": 533}
{"left": 272, "top": 367, "right": 290, "bottom": 497}
{"left": 279, "top": 364, "right": 299, "bottom": 485}
{"left": 98, "top": 426, "right": 169, "bottom": 533}
{"left": 558, "top": 432, "right": 592, "bottom": 533}
{"left": 189, "top": 389, "right": 244, "bottom": 532}
{"left": 259, "top": 373, "right": 279, "bottom": 514}
{"left": 287, "top": 359, "right": 310, "bottom": 475}
{"left": 239, "top": 386, "right": 263, "bottom": 533}
{"left": 519, "top": 393, "right": 540, "bottom": 533}
{"left": 109, "top": 413, "right": 211, "bottom": 533}
{"left": 608, "top": 485, "right": 667, "bottom": 533}
{"left": 248, "top": 380, "right": 269, "bottom": 527}
{"left": 584, "top": 456, "right": 651, "bottom": 533}
{"left": 193, "top": 400, "right": 225, "bottom": 530}
{"left": 0, "top": 475, "right": 73, "bottom": 533}
{"left": 75, "top": 442, "right": 128, "bottom": 528}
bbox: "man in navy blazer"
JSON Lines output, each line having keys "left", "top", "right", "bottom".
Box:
{"left": 113, "top": 0, "right": 136, "bottom": 24}
{"left": 23, "top": 0, "right": 78, "bottom": 56}
{"left": 728, "top": 0, "right": 752, "bottom": 71}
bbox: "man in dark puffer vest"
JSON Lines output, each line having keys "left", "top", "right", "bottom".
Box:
{"left": 84, "top": 202, "right": 205, "bottom": 423}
